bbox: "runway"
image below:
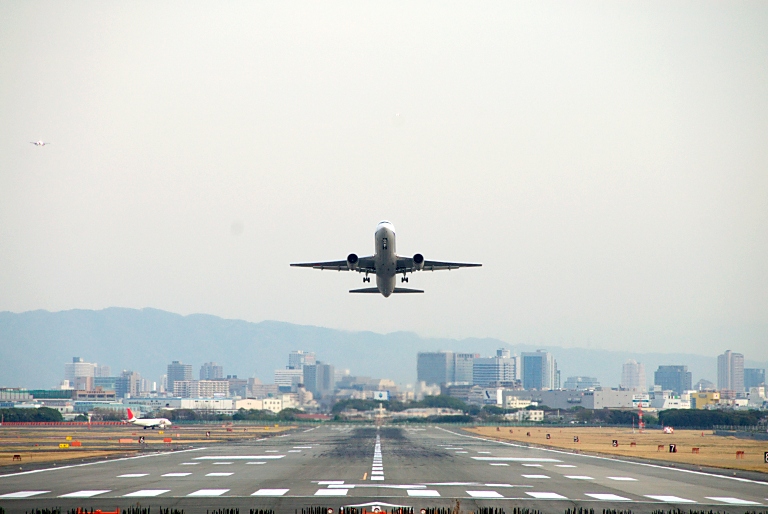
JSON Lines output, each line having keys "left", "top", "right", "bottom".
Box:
{"left": 1, "top": 425, "right": 767, "bottom": 513}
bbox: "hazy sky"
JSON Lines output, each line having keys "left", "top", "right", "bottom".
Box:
{"left": 1, "top": 2, "right": 766, "bottom": 360}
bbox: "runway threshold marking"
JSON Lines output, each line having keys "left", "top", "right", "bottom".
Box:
{"left": 315, "top": 489, "right": 349, "bottom": 496}
{"left": 705, "top": 497, "right": 761, "bottom": 505}
{"left": 526, "top": 492, "right": 568, "bottom": 500}
{"left": 407, "top": 490, "right": 440, "bottom": 497}
{"left": 187, "top": 489, "right": 230, "bottom": 497}
{"left": 585, "top": 493, "right": 631, "bottom": 501}
{"left": 58, "top": 490, "right": 111, "bottom": 498}
{"left": 252, "top": 489, "right": 289, "bottom": 496}
{"left": 644, "top": 495, "right": 695, "bottom": 503}
{"left": 466, "top": 491, "right": 504, "bottom": 498}
{"left": 123, "top": 489, "right": 169, "bottom": 497}
{"left": 0, "top": 491, "right": 49, "bottom": 498}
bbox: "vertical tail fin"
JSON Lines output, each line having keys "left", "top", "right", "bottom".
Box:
{"left": 126, "top": 408, "right": 136, "bottom": 421}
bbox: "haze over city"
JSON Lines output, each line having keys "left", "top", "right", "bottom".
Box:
{"left": 1, "top": 2, "right": 767, "bottom": 360}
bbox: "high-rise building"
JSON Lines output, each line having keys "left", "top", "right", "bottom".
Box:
{"left": 200, "top": 362, "right": 224, "bottom": 380}
{"left": 274, "top": 368, "right": 303, "bottom": 389}
{"left": 744, "top": 368, "right": 765, "bottom": 389}
{"left": 417, "top": 352, "right": 455, "bottom": 386}
{"left": 563, "top": 376, "right": 600, "bottom": 390}
{"left": 621, "top": 360, "right": 646, "bottom": 391}
{"left": 473, "top": 356, "right": 516, "bottom": 387}
{"left": 115, "top": 370, "right": 142, "bottom": 398}
{"left": 304, "top": 362, "right": 336, "bottom": 398}
{"left": 167, "top": 361, "right": 193, "bottom": 394}
{"left": 288, "top": 350, "right": 316, "bottom": 370}
{"left": 521, "top": 351, "right": 558, "bottom": 390}
{"left": 174, "top": 380, "right": 229, "bottom": 398}
{"left": 453, "top": 353, "right": 477, "bottom": 384}
{"left": 64, "top": 357, "right": 97, "bottom": 383}
{"left": 654, "top": 365, "right": 692, "bottom": 395}
{"left": 717, "top": 350, "right": 745, "bottom": 392}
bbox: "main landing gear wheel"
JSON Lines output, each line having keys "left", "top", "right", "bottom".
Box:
{"left": 401, "top": 276, "right": 409, "bottom": 283}
{"left": 363, "top": 276, "right": 370, "bottom": 283}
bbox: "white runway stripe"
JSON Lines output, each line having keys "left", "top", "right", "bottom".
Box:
{"left": 555, "top": 465, "right": 576, "bottom": 468}
{"left": 123, "top": 490, "right": 169, "bottom": 497}
{"left": 0, "top": 491, "right": 49, "bottom": 498}
{"left": 586, "top": 494, "right": 631, "bottom": 501}
{"left": 162, "top": 473, "right": 191, "bottom": 477}
{"left": 315, "top": 489, "right": 348, "bottom": 496}
{"left": 645, "top": 495, "right": 695, "bottom": 503}
{"left": 206, "top": 472, "right": 233, "bottom": 477}
{"left": 180, "top": 463, "right": 199, "bottom": 466}
{"left": 371, "top": 476, "right": 385, "bottom": 481}
{"left": 194, "top": 456, "right": 284, "bottom": 460}
{"left": 59, "top": 490, "right": 110, "bottom": 498}
{"left": 526, "top": 492, "right": 568, "bottom": 500}
{"left": 522, "top": 475, "right": 550, "bottom": 479}
{"left": 246, "top": 462, "right": 266, "bottom": 465}
{"left": 607, "top": 477, "right": 636, "bottom": 481}
{"left": 252, "top": 489, "right": 289, "bottom": 496}
{"left": 565, "top": 476, "right": 593, "bottom": 480}
{"left": 466, "top": 491, "right": 504, "bottom": 498}
{"left": 474, "top": 457, "right": 560, "bottom": 462}
{"left": 490, "top": 463, "right": 509, "bottom": 466}
{"left": 119, "top": 473, "right": 148, "bottom": 478}
{"left": 408, "top": 490, "right": 440, "bottom": 497}
{"left": 706, "top": 497, "right": 761, "bottom": 505}
{"left": 187, "top": 489, "right": 229, "bottom": 497}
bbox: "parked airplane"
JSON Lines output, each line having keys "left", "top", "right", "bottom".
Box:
{"left": 291, "top": 220, "right": 481, "bottom": 297}
{"left": 125, "top": 408, "right": 171, "bottom": 429}
{"left": 30, "top": 140, "right": 50, "bottom": 146}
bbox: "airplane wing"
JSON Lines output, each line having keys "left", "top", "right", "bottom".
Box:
{"left": 291, "top": 256, "right": 375, "bottom": 273}
{"left": 396, "top": 257, "right": 482, "bottom": 272}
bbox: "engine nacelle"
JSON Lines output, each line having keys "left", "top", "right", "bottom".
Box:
{"left": 347, "top": 253, "right": 359, "bottom": 271}
{"left": 413, "top": 253, "right": 425, "bottom": 271}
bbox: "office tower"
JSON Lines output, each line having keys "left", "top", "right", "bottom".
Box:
{"left": 453, "top": 353, "right": 477, "bottom": 383}
{"left": 654, "top": 365, "right": 692, "bottom": 395}
{"left": 563, "top": 376, "right": 600, "bottom": 390}
{"left": 115, "top": 370, "right": 142, "bottom": 398}
{"left": 64, "top": 357, "right": 96, "bottom": 383}
{"left": 717, "top": 350, "right": 745, "bottom": 392}
{"left": 621, "top": 359, "right": 646, "bottom": 391}
{"left": 473, "top": 355, "right": 516, "bottom": 387}
{"left": 521, "top": 350, "right": 558, "bottom": 390}
{"left": 167, "top": 360, "right": 193, "bottom": 394}
{"left": 288, "top": 350, "right": 316, "bottom": 370}
{"left": 744, "top": 368, "right": 765, "bottom": 389}
{"left": 304, "top": 361, "right": 335, "bottom": 398}
{"left": 497, "top": 348, "right": 511, "bottom": 359}
{"left": 200, "top": 361, "right": 224, "bottom": 380}
{"left": 417, "top": 351, "right": 455, "bottom": 386}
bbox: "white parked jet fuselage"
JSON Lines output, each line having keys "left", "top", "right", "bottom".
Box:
{"left": 291, "top": 221, "right": 481, "bottom": 297}
{"left": 125, "top": 408, "right": 170, "bottom": 429}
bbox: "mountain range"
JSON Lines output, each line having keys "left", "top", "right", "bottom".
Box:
{"left": 1, "top": 308, "right": 765, "bottom": 390}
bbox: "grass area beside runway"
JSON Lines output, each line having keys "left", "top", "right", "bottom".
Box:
{"left": 465, "top": 426, "right": 768, "bottom": 473}
{"left": 0, "top": 424, "right": 295, "bottom": 468}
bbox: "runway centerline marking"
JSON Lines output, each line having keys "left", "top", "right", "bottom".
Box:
{"left": 645, "top": 495, "right": 696, "bottom": 503}
{"left": 206, "top": 472, "right": 234, "bottom": 477}
{"left": 123, "top": 489, "right": 169, "bottom": 497}
{"left": 473, "top": 457, "right": 561, "bottom": 462}
{"left": 315, "top": 489, "right": 349, "bottom": 496}
{"left": 466, "top": 491, "right": 504, "bottom": 498}
{"left": 565, "top": 475, "right": 593, "bottom": 480}
{"left": 162, "top": 473, "right": 191, "bottom": 477}
{"left": 408, "top": 490, "right": 440, "bottom": 497}
{"left": 194, "top": 456, "right": 284, "bottom": 460}
{"left": 59, "top": 490, "right": 111, "bottom": 498}
{"left": 607, "top": 477, "right": 637, "bottom": 481}
{"left": 522, "top": 475, "right": 550, "bottom": 479}
{"left": 490, "top": 463, "right": 509, "bottom": 466}
{"left": 0, "top": 491, "right": 49, "bottom": 498}
{"left": 187, "top": 489, "right": 229, "bottom": 497}
{"left": 118, "top": 473, "right": 148, "bottom": 478}
{"left": 526, "top": 492, "right": 568, "bottom": 500}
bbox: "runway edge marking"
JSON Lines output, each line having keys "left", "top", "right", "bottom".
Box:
{"left": 434, "top": 426, "right": 768, "bottom": 485}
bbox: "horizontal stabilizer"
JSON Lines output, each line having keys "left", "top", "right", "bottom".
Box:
{"left": 349, "top": 287, "right": 380, "bottom": 293}
{"left": 393, "top": 287, "right": 424, "bottom": 293}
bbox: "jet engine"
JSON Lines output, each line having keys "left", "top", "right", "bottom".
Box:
{"left": 347, "top": 253, "right": 359, "bottom": 271}
{"left": 413, "top": 253, "right": 425, "bottom": 271}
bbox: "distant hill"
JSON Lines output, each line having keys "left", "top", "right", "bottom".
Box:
{"left": 1, "top": 308, "right": 765, "bottom": 390}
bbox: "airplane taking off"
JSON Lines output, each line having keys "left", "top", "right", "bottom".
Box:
{"left": 291, "top": 221, "right": 481, "bottom": 297}
{"left": 125, "top": 408, "right": 171, "bottom": 429}
{"left": 30, "top": 140, "right": 50, "bottom": 146}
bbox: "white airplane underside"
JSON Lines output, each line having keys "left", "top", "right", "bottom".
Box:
{"left": 291, "top": 221, "right": 481, "bottom": 297}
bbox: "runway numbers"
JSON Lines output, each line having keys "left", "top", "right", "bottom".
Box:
{"left": 522, "top": 475, "right": 550, "bottom": 479}
{"left": 0, "top": 491, "right": 50, "bottom": 498}
{"left": 586, "top": 494, "right": 631, "bottom": 501}
{"left": 706, "top": 497, "right": 761, "bottom": 505}
{"left": 315, "top": 489, "right": 349, "bottom": 496}
{"left": 407, "top": 490, "right": 440, "bottom": 497}
{"left": 466, "top": 491, "right": 504, "bottom": 498}
{"left": 645, "top": 495, "right": 696, "bottom": 503}
{"left": 252, "top": 489, "right": 289, "bottom": 496}
{"left": 565, "top": 476, "right": 594, "bottom": 480}
{"left": 162, "top": 473, "right": 191, "bottom": 477}
{"left": 187, "top": 489, "right": 229, "bottom": 497}
{"left": 607, "top": 477, "right": 637, "bottom": 481}
{"left": 123, "top": 490, "right": 169, "bottom": 497}
{"left": 206, "top": 472, "right": 234, "bottom": 476}
{"left": 58, "top": 490, "right": 111, "bottom": 498}
{"left": 526, "top": 492, "right": 568, "bottom": 499}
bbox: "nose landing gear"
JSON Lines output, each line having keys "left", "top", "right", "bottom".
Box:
{"left": 363, "top": 275, "right": 371, "bottom": 283}
{"left": 401, "top": 275, "right": 409, "bottom": 283}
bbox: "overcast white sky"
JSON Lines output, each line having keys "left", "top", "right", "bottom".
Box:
{"left": 1, "top": 2, "right": 766, "bottom": 360}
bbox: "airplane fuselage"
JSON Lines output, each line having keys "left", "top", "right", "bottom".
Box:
{"left": 374, "top": 221, "right": 398, "bottom": 297}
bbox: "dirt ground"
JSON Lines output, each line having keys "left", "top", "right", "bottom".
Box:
{"left": 465, "top": 426, "right": 768, "bottom": 474}
{"left": 0, "top": 424, "right": 295, "bottom": 467}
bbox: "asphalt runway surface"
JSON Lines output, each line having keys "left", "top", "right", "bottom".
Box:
{"left": 1, "top": 425, "right": 767, "bottom": 514}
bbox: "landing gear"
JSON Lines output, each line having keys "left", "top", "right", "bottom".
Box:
{"left": 401, "top": 274, "right": 409, "bottom": 283}
{"left": 363, "top": 275, "right": 370, "bottom": 283}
